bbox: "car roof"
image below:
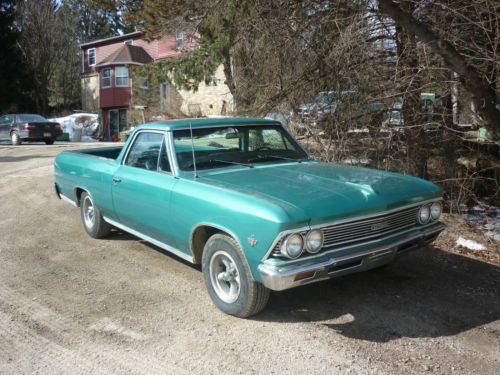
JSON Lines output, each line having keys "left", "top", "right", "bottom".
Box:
{"left": 136, "top": 117, "right": 280, "bottom": 131}
{"left": 5, "top": 113, "right": 44, "bottom": 117}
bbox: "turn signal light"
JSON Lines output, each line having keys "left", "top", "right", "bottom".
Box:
{"left": 294, "top": 271, "right": 315, "bottom": 281}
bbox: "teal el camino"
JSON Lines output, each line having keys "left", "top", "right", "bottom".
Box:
{"left": 54, "top": 117, "right": 445, "bottom": 317}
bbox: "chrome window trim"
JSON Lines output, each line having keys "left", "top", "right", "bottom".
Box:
{"left": 165, "top": 122, "right": 281, "bottom": 132}
{"left": 120, "top": 129, "right": 166, "bottom": 169}
{"left": 168, "top": 122, "right": 310, "bottom": 174}
{"left": 103, "top": 217, "right": 194, "bottom": 263}
{"left": 280, "top": 123, "right": 313, "bottom": 160}
{"left": 165, "top": 131, "right": 180, "bottom": 177}
{"left": 262, "top": 197, "right": 443, "bottom": 262}
{"left": 156, "top": 136, "right": 174, "bottom": 174}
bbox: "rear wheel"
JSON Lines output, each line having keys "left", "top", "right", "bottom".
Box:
{"left": 202, "top": 234, "right": 270, "bottom": 318}
{"left": 80, "top": 192, "right": 111, "bottom": 238}
{"left": 11, "top": 132, "right": 21, "bottom": 145}
{"left": 45, "top": 138, "right": 54, "bottom": 145}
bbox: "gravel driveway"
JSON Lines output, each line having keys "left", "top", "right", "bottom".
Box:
{"left": 0, "top": 143, "right": 499, "bottom": 374}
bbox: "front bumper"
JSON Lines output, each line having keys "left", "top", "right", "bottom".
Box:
{"left": 258, "top": 222, "right": 445, "bottom": 291}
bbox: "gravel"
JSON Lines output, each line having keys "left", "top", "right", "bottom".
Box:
{"left": 0, "top": 143, "right": 499, "bottom": 374}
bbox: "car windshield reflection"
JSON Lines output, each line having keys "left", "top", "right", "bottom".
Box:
{"left": 173, "top": 125, "right": 308, "bottom": 171}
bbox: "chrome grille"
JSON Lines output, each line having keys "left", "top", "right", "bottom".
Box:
{"left": 272, "top": 206, "right": 419, "bottom": 257}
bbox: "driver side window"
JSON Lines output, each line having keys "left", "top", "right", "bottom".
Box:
{"left": 125, "top": 132, "right": 165, "bottom": 171}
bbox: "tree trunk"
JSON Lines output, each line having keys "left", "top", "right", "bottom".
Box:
{"left": 394, "top": 1, "right": 428, "bottom": 178}
{"left": 222, "top": 53, "right": 237, "bottom": 111}
{"left": 379, "top": 0, "right": 500, "bottom": 139}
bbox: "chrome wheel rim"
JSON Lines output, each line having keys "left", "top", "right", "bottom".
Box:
{"left": 82, "top": 196, "right": 95, "bottom": 229}
{"left": 209, "top": 250, "right": 241, "bottom": 304}
{"left": 11, "top": 133, "right": 18, "bottom": 143}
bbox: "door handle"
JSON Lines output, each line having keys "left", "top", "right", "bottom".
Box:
{"left": 112, "top": 177, "right": 122, "bottom": 184}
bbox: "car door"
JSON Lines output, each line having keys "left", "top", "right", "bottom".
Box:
{"left": 111, "top": 130, "right": 178, "bottom": 245}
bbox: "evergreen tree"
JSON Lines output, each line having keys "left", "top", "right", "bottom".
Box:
{"left": 0, "top": 0, "right": 34, "bottom": 112}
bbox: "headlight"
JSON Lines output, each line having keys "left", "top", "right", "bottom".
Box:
{"left": 418, "top": 205, "right": 431, "bottom": 224}
{"left": 305, "top": 229, "right": 324, "bottom": 253}
{"left": 280, "top": 233, "right": 304, "bottom": 259}
{"left": 430, "top": 202, "right": 442, "bottom": 220}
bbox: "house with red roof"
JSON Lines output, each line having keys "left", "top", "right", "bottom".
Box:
{"left": 80, "top": 31, "right": 233, "bottom": 140}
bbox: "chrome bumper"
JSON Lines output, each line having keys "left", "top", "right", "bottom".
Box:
{"left": 258, "top": 222, "right": 446, "bottom": 291}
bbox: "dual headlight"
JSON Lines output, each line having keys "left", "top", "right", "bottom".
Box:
{"left": 280, "top": 202, "right": 442, "bottom": 259}
{"left": 418, "top": 201, "right": 442, "bottom": 224}
{"left": 280, "top": 230, "right": 324, "bottom": 259}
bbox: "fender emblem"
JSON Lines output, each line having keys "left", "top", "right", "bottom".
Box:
{"left": 371, "top": 222, "right": 389, "bottom": 231}
{"left": 247, "top": 235, "right": 258, "bottom": 247}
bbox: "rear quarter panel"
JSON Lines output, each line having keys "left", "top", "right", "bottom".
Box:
{"left": 54, "top": 151, "right": 119, "bottom": 220}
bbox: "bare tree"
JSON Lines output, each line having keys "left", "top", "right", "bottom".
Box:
{"left": 379, "top": 0, "right": 500, "bottom": 139}
{"left": 16, "top": 0, "right": 65, "bottom": 115}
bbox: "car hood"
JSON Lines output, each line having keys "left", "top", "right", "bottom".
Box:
{"left": 200, "top": 161, "right": 442, "bottom": 225}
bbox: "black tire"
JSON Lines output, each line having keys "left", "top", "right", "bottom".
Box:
{"left": 202, "top": 234, "right": 270, "bottom": 318}
{"left": 45, "top": 138, "right": 55, "bottom": 145}
{"left": 11, "top": 132, "right": 21, "bottom": 145}
{"left": 80, "top": 192, "right": 112, "bottom": 239}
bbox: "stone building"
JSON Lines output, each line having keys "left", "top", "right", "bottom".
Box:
{"left": 80, "top": 31, "right": 233, "bottom": 140}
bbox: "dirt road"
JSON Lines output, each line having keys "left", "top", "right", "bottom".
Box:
{"left": 0, "top": 143, "right": 499, "bottom": 374}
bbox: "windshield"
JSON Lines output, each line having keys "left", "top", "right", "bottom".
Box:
{"left": 17, "top": 114, "right": 47, "bottom": 122}
{"left": 173, "top": 125, "right": 309, "bottom": 171}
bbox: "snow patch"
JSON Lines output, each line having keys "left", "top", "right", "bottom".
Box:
{"left": 49, "top": 113, "right": 99, "bottom": 141}
{"left": 456, "top": 237, "right": 486, "bottom": 251}
{"left": 461, "top": 201, "right": 500, "bottom": 242}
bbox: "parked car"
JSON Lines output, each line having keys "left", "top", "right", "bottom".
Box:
{"left": 54, "top": 117, "right": 445, "bottom": 317}
{"left": 298, "top": 91, "right": 384, "bottom": 127}
{"left": 0, "top": 114, "right": 62, "bottom": 145}
{"left": 297, "top": 91, "right": 337, "bottom": 122}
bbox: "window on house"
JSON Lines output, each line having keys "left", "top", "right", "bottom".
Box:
{"left": 207, "top": 75, "right": 217, "bottom": 86}
{"left": 176, "top": 32, "right": 184, "bottom": 50}
{"left": 101, "top": 68, "right": 111, "bottom": 88}
{"left": 88, "top": 48, "right": 96, "bottom": 66}
{"left": 139, "top": 77, "right": 149, "bottom": 89}
{"left": 115, "top": 67, "right": 129, "bottom": 87}
{"left": 124, "top": 39, "right": 133, "bottom": 45}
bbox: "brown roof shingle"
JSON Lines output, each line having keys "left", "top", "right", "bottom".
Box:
{"left": 97, "top": 45, "right": 153, "bottom": 66}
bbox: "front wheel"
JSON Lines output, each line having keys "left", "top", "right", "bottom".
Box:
{"left": 80, "top": 192, "right": 111, "bottom": 238}
{"left": 45, "top": 138, "right": 54, "bottom": 145}
{"left": 202, "top": 234, "right": 270, "bottom": 318}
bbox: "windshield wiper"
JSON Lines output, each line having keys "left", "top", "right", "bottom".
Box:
{"left": 247, "top": 155, "right": 307, "bottom": 163}
{"left": 211, "top": 159, "right": 254, "bottom": 168}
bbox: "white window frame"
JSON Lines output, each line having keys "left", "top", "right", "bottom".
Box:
{"left": 88, "top": 48, "right": 96, "bottom": 67}
{"left": 101, "top": 68, "right": 112, "bottom": 88}
{"left": 207, "top": 75, "right": 217, "bottom": 86}
{"left": 176, "top": 32, "right": 184, "bottom": 50}
{"left": 139, "top": 76, "right": 149, "bottom": 89}
{"left": 124, "top": 39, "right": 133, "bottom": 45}
{"left": 115, "top": 66, "right": 129, "bottom": 87}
